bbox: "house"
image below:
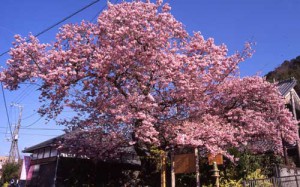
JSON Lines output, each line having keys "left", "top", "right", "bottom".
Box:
{"left": 277, "top": 77, "right": 300, "bottom": 115}
{"left": 23, "top": 134, "right": 141, "bottom": 187}
{"left": 276, "top": 77, "right": 300, "bottom": 167}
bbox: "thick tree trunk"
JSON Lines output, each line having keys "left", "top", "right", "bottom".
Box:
{"left": 134, "top": 143, "right": 161, "bottom": 186}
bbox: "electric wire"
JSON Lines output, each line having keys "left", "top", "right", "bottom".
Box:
{"left": 1, "top": 0, "right": 107, "bottom": 130}
{"left": 13, "top": 81, "right": 42, "bottom": 111}
{"left": 0, "top": 132, "right": 59, "bottom": 137}
{"left": 22, "top": 117, "right": 43, "bottom": 128}
{"left": 22, "top": 112, "right": 38, "bottom": 120}
{"left": 11, "top": 0, "right": 110, "bottom": 108}
{"left": 14, "top": 84, "right": 36, "bottom": 104}
{"left": 0, "top": 0, "right": 101, "bottom": 58}
{"left": 13, "top": 84, "right": 32, "bottom": 103}
{"left": 90, "top": 0, "right": 119, "bottom": 22}
{"left": 0, "top": 127, "right": 64, "bottom": 131}
{"left": 22, "top": 128, "right": 64, "bottom": 131}
{"left": 1, "top": 83, "right": 13, "bottom": 138}
{"left": 1, "top": 0, "right": 117, "bottom": 140}
{"left": 0, "top": 0, "right": 106, "bottom": 136}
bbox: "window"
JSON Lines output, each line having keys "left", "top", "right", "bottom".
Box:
{"left": 32, "top": 150, "right": 38, "bottom": 160}
{"left": 50, "top": 148, "right": 58, "bottom": 157}
{"left": 44, "top": 147, "right": 51, "bottom": 158}
{"left": 37, "top": 149, "right": 44, "bottom": 159}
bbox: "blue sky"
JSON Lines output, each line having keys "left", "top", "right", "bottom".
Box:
{"left": 0, "top": 0, "right": 300, "bottom": 156}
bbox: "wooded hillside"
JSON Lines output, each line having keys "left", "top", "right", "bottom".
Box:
{"left": 266, "top": 56, "right": 300, "bottom": 94}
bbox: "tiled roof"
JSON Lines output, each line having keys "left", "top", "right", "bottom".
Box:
{"left": 277, "top": 77, "right": 297, "bottom": 96}
{"left": 22, "top": 133, "right": 140, "bottom": 165}
{"left": 23, "top": 134, "right": 64, "bottom": 153}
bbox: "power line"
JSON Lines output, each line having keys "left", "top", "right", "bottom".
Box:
{"left": 20, "top": 133, "right": 59, "bottom": 137}
{"left": 0, "top": 0, "right": 106, "bottom": 138}
{"left": 0, "top": 127, "right": 64, "bottom": 131}
{"left": 90, "top": 0, "right": 119, "bottom": 22}
{"left": 22, "top": 112, "right": 38, "bottom": 120}
{"left": 0, "top": 132, "right": 59, "bottom": 137}
{"left": 13, "top": 85, "right": 31, "bottom": 103}
{"left": 35, "top": 0, "right": 101, "bottom": 38}
{"left": 22, "top": 117, "right": 43, "bottom": 128}
{"left": 0, "top": 0, "right": 120, "bottom": 139}
{"left": 22, "top": 128, "right": 64, "bottom": 131}
{"left": 14, "top": 84, "right": 37, "bottom": 104}
{"left": 1, "top": 83, "right": 13, "bottom": 138}
{"left": 0, "top": 0, "right": 107, "bottom": 133}
{"left": 0, "top": 0, "right": 101, "bottom": 58}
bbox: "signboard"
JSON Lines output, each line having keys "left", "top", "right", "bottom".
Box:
{"left": 174, "top": 153, "right": 196, "bottom": 174}
{"left": 208, "top": 153, "right": 223, "bottom": 165}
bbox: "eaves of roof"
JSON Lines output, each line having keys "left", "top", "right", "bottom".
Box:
{"left": 277, "top": 77, "right": 297, "bottom": 96}
{"left": 23, "top": 134, "right": 64, "bottom": 153}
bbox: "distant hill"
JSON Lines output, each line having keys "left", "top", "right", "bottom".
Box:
{"left": 265, "top": 56, "right": 300, "bottom": 94}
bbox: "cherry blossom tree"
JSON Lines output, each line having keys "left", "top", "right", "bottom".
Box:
{"left": 174, "top": 77, "right": 297, "bottom": 157}
{"left": 0, "top": 0, "right": 298, "bottom": 163}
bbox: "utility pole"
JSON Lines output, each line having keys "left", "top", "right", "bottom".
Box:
{"left": 8, "top": 103, "right": 23, "bottom": 163}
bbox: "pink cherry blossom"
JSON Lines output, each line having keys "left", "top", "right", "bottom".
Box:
{"left": 0, "top": 1, "right": 297, "bottom": 160}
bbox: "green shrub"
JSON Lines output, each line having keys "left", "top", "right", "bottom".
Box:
{"left": 1, "top": 162, "right": 20, "bottom": 183}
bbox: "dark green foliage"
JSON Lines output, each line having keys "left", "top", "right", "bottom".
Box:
{"left": 198, "top": 149, "right": 282, "bottom": 186}
{"left": 1, "top": 162, "right": 20, "bottom": 183}
{"left": 266, "top": 56, "right": 300, "bottom": 94}
{"left": 223, "top": 149, "right": 282, "bottom": 179}
{"left": 176, "top": 173, "right": 197, "bottom": 187}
